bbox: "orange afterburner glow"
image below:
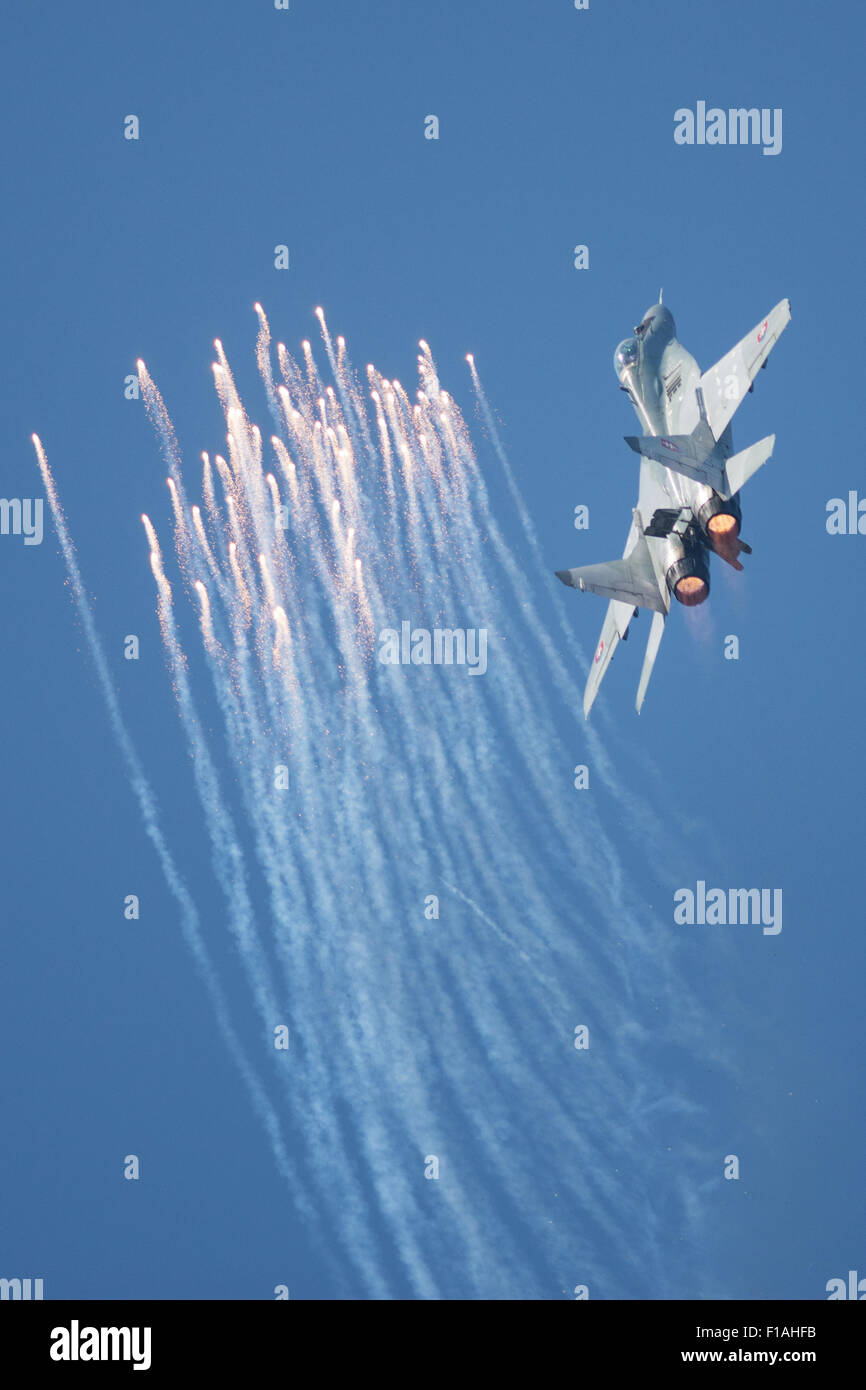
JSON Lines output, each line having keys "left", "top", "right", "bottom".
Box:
{"left": 707, "top": 512, "right": 738, "bottom": 538}
{"left": 675, "top": 575, "right": 709, "bottom": 606}
{"left": 707, "top": 511, "right": 743, "bottom": 567}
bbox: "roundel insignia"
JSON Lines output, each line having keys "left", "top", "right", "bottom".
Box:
{"left": 757, "top": 320, "right": 769, "bottom": 342}
{"left": 594, "top": 639, "right": 604, "bottom": 664}
{"left": 660, "top": 438, "right": 678, "bottom": 451}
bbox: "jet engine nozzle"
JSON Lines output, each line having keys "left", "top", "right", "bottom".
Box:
{"left": 697, "top": 494, "right": 744, "bottom": 568}
{"left": 666, "top": 552, "right": 710, "bottom": 607}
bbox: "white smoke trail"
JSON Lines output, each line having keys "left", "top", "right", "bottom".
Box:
{"left": 467, "top": 359, "right": 691, "bottom": 877}
{"left": 36, "top": 308, "right": 723, "bottom": 1299}
{"left": 31, "top": 435, "right": 302, "bottom": 1202}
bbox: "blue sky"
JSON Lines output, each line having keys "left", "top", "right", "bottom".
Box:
{"left": 1, "top": 1, "right": 863, "bottom": 1299}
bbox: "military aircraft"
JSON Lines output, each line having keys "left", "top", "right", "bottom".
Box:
{"left": 556, "top": 294, "right": 791, "bottom": 716}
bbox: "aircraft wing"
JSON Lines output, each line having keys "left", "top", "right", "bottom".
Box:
{"left": 582, "top": 602, "right": 621, "bottom": 718}
{"left": 573, "top": 568, "right": 668, "bottom": 719}
{"left": 556, "top": 533, "right": 667, "bottom": 614}
{"left": 700, "top": 298, "right": 791, "bottom": 440}
{"left": 557, "top": 513, "right": 666, "bottom": 716}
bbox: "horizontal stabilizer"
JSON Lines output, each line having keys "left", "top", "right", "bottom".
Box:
{"left": 721, "top": 434, "right": 775, "bottom": 499}
{"left": 557, "top": 534, "right": 666, "bottom": 614}
{"left": 624, "top": 432, "right": 725, "bottom": 492}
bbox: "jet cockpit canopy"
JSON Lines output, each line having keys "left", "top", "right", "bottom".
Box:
{"left": 614, "top": 337, "right": 639, "bottom": 381}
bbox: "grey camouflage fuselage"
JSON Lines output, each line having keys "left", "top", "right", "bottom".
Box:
{"left": 557, "top": 295, "right": 791, "bottom": 715}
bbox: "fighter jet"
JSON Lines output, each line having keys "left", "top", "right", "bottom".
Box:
{"left": 556, "top": 294, "right": 791, "bottom": 716}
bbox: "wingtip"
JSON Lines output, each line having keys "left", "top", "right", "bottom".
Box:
{"left": 555, "top": 569, "right": 575, "bottom": 587}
